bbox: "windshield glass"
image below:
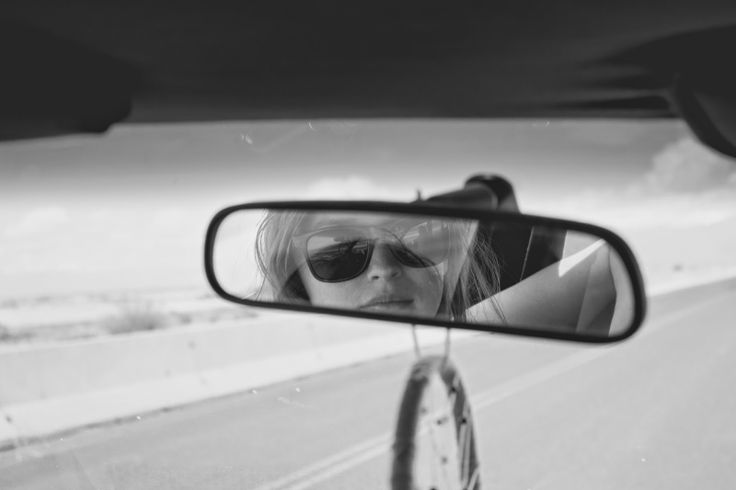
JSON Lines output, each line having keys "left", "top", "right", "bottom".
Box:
{"left": 1, "top": 120, "right": 735, "bottom": 489}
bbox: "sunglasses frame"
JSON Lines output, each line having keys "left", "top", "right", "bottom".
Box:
{"left": 204, "top": 200, "right": 647, "bottom": 344}
{"left": 298, "top": 222, "right": 450, "bottom": 283}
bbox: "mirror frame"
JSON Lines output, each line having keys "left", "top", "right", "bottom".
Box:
{"left": 204, "top": 200, "right": 647, "bottom": 343}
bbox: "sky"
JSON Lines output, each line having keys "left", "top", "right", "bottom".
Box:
{"left": 1, "top": 119, "right": 735, "bottom": 298}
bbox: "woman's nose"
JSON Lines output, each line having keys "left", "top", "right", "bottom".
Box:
{"left": 366, "top": 243, "right": 402, "bottom": 280}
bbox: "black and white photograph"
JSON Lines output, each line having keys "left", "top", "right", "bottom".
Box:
{"left": 1, "top": 1, "right": 736, "bottom": 489}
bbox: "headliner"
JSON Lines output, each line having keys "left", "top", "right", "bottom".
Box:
{"left": 2, "top": 0, "right": 736, "bottom": 140}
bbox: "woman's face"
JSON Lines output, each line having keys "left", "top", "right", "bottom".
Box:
{"left": 293, "top": 213, "right": 447, "bottom": 317}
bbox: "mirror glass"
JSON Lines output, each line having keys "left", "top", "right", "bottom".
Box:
{"left": 209, "top": 207, "right": 640, "bottom": 339}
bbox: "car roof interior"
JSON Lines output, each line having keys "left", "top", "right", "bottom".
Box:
{"left": 2, "top": 0, "right": 736, "bottom": 157}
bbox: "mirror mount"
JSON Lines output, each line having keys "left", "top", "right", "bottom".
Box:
{"left": 422, "top": 175, "right": 561, "bottom": 292}
{"left": 420, "top": 174, "right": 520, "bottom": 213}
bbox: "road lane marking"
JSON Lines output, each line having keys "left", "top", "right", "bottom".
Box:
{"left": 275, "top": 442, "right": 391, "bottom": 490}
{"left": 255, "top": 291, "right": 731, "bottom": 490}
{"left": 250, "top": 433, "right": 392, "bottom": 490}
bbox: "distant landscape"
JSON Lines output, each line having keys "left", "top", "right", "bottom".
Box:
{"left": 2, "top": 263, "right": 734, "bottom": 346}
{"left": 0, "top": 288, "right": 255, "bottom": 344}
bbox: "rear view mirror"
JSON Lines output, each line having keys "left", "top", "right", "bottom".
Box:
{"left": 204, "top": 202, "right": 646, "bottom": 343}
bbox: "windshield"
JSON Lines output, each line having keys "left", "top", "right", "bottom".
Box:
{"left": 1, "top": 120, "right": 735, "bottom": 489}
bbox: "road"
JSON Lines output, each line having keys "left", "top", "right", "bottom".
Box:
{"left": 1, "top": 280, "right": 735, "bottom": 489}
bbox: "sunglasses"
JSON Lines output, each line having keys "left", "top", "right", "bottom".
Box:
{"left": 298, "top": 220, "right": 451, "bottom": 283}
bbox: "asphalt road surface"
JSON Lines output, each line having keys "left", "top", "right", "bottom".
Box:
{"left": 1, "top": 280, "right": 735, "bottom": 490}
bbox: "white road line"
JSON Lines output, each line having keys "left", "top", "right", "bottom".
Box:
{"left": 250, "top": 433, "right": 392, "bottom": 490}
{"left": 278, "top": 442, "right": 391, "bottom": 490}
{"left": 254, "top": 291, "right": 730, "bottom": 490}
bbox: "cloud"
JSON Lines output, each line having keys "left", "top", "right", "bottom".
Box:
{"left": 546, "top": 185, "right": 736, "bottom": 233}
{"left": 302, "top": 175, "right": 406, "bottom": 200}
{"left": 539, "top": 136, "right": 736, "bottom": 230}
{"left": 630, "top": 137, "right": 736, "bottom": 195}
{"left": 4, "top": 206, "right": 70, "bottom": 237}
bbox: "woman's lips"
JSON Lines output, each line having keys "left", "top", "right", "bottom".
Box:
{"left": 360, "top": 296, "right": 415, "bottom": 310}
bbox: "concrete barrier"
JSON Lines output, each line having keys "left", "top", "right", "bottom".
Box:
{"left": 0, "top": 311, "right": 456, "bottom": 449}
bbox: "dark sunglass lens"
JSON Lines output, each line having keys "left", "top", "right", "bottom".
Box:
{"left": 389, "top": 244, "right": 435, "bottom": 267}
{"left": 397, "top": 221, "right": 450, "bottom": 267}
{"left": 306, "top": 233, "right": 371, "bottom": 282}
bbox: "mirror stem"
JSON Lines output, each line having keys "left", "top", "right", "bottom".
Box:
{"left": 411, "top": 324, "right": 421, "bottom": 359}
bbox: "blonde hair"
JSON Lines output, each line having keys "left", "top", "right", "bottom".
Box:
{"left": 254, "top": 210, "right": 505, "bottom": 322}
{"left": 254, "top": 210, "right": 310, "bottom": 304}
